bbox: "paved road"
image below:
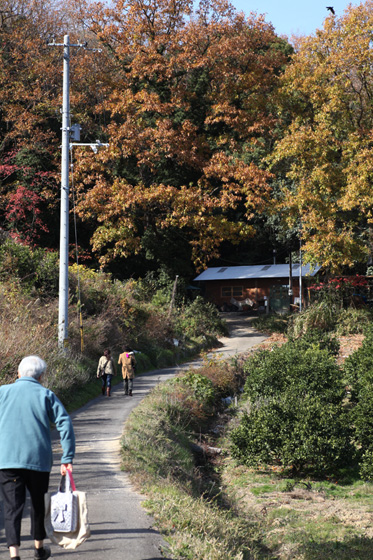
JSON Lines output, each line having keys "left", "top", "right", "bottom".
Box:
{"left": 0, "top": 314, "right": 266, "bottom": 560}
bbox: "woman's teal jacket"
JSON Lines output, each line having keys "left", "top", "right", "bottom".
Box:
{"left": 0, "top": 376, "right": 75, "bottom": 471}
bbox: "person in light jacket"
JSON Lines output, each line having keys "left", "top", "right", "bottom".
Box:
{"left": 0, "top": 355, "right": 75, "bottom": 560}
{"left": 97, "top": 348, "right": 116, "bottom": 397}
{"left": 118, "top": 346, "right": 137, "bottom": 396}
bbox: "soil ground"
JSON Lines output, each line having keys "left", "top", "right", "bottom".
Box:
{"left": 256, "top": 332, "right": 365, "bottom": 364}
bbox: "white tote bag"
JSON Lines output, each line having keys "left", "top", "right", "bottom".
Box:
{"left": 50, "top": 471, "right": 78, "bottom": 532}
{"left": 45, "top": 471, "right": 91, "bottom": 549}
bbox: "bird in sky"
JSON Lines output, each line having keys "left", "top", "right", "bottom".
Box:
{"left": 326, "top": 6, "right": 335, "bottom": 14}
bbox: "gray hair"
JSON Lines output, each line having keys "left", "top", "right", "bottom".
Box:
{"left": 18, "top": 355, "right": 47, "bottom": 379}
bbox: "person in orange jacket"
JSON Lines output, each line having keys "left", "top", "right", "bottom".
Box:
{"left": 118, "top": 346, "right": 137, "bottom": 396}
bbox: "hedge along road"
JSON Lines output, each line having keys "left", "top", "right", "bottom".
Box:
{"left": 0, "top": 314, "right": 267, "bottom": 560}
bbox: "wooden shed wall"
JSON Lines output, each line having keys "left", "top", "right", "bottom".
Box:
{"left": 201, "top": 277, "right": 301, "bottom": 307}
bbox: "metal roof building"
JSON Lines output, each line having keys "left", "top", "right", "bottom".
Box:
{"left": 194, "top": 264, "right": 321, "bottom": 282}
{"left": 193, "top": 264, "right": 321, "bottom": 312}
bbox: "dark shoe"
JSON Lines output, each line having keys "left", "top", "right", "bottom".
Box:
{"left": 101, "top": 387, "right": 105, "bottom": 396}
{"left": 34, "top": 545, "right": 51, "bottom": 560}
{"left": 129, "top": 390, "right": 133, "bottom": 396}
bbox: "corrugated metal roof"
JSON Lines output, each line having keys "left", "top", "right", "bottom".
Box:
{"left": 194, "top": 264, "right": 321, "bottom": 281}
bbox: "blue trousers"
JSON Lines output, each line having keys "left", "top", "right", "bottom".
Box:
{"left": 101, "top": 373, "right": 113, "bottom": 391}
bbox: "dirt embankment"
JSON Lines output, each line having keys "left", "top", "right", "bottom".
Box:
{"left": 255, "top": 332, "right": 365, "bottom": 364}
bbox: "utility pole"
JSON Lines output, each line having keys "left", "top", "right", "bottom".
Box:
{"left": 168, "top": 275, "right": 179, "bottom": 318}
{"left": 59, "top": 35, "right": 71, "bottom": 349}
{"left": 288, "top": 251, "right": 293, "bottom": 311}
{"left": 49, "top": 35, "right": 105, "bottom": 348}
{"left": 299, "top": 238, "right": 303, "bottom": 312}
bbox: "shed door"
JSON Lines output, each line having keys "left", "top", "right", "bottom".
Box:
{"left": 269, "top": 285, "right": 290, "bottom": 314}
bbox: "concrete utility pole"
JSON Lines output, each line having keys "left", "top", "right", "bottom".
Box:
{"left": 59, "top": 34, "right": 71, "bottom": 349}
{"left": 299, "top": 239, "right": 303, "bottom": 312}
{"left": 49, "top": 35, "right": 105, "bottom": 348}
{"left": 168, "top": 275, "right": 179, "bottom": 318}
{"left": 288, "top": 251, "right": 293, "bottom": 311}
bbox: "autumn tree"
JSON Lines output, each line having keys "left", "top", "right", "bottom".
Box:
{"left": 72, "top": 0, "right": 289, "bottom": 272}
{"left": 0, "top": 0, "right": 75, "bottom": 246}
{"left": 270, "top": 1, "right": 373, "bottom": 272}
{"left": 0, "top": 0, "right": 105, "bottom": 248}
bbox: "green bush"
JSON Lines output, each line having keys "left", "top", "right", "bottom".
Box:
{"left": 230, "top": 338, "right": 353, "bottom": 475}
{"left": 0, "top": 240, "right": 35, "bottom": 286}
{"left": 34, "top": 250, "right": 59, "bottom": 297}
{"left": 133, "top": 352, "right": 155, "bottom": 373}
{"left": 343, "top": 327, "right": 373, "bottom": 478}
{"left": 359, "top": 448, "right": 373, "bottom": 481}
{"left": 253, "top": 313, "right": 289, "bottom": 334}
{"left": 68, "top": 264, "right": 116, "bottom": 315}
{"left": 0, "top": 240, "right": 59, "bottom": 297}
{"left": 243, "top": 338, "right": 344, "bottom": 403}
{"left": 230, "top": 395, "right": 354, "bottom": 474}
{"left": 155, "top": 348, "right": 176, "bottom": 368}
{"left": 335, "top": 308, "right": 373, "bottom": 335}
{"left": 288, "top": 328, "right": 340, "bottom": 357}
{"left": 175, "top": 371, "right": 216, "bottom": 405}
{"left": 196, "top": 356, "right": 243, "bottom": 399}
{"left": 343, "top": 325, "right": 373, "bottom": 399}
{"left": 132, "top": 270, "right": 187, "bottom": 310}
{"left": 351, "top": 390, "right": 373, "bottom": 451}
{"left": 176, "top": 296, "right": 227, "bottom": 340}
{"left": 289, "top": 301, "right": 338, "bottom": 336}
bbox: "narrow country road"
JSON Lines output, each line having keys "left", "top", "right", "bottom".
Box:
{"left": 0, "top": 314, "right": 266, "bottom": 560}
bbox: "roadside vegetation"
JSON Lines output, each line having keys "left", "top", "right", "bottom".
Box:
{"left": 120, "top": 300, "right": 373, "bottom": 560}
{"left": 2, "top": 236, "right": 373, "bottom": 558}
{"left": 0, "top": 239, "right": 226, "bottom": 409}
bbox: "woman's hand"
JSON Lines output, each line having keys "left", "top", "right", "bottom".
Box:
{"left": 61, "top": 463, "right": 73, "bottom": 475}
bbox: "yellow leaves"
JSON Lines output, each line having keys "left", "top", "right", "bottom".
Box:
{"left": 341, "top": 131, "right": 373, "bottom": 213}
{"left": 269, "top": 1, "right": 373, "bottom": 271}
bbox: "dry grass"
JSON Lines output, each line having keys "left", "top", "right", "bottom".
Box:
{"left": 0, "top": 283, "right": 93, "bottom": 402}
{"left": 0, "top": 283, "right": 58, "bottom": 381}
{"left": 252, "top": 332, "right": 365, "bottom": 365}
{"left": 221, "top": 458, "right": 373, "bottom": 560}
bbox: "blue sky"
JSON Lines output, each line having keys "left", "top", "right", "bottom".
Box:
{"left": 228, "top": 0, "right": 359, "bottom": 38}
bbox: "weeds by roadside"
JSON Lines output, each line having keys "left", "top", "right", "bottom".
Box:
{"left": 120, "top": 378, "right": 273, "bottom": 560}
{"left": 0, "top": 250, "right": 227, "bottom": 407}
{"left": 120, "top": 311, "right": 373, "bottom": 560}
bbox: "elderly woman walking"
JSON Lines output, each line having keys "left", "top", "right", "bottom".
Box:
{"left": 97, "top": 349, "right": 116, "bottom": 397}
{"left": 0, "top": 355, "right": 75, "bottom": 560}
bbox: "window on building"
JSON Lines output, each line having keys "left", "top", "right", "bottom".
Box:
{"left": 233, "top": 287, "right": 243, "bottom": 297}
{"left": 221, "top": 286, "right": 243, "bottom": 297}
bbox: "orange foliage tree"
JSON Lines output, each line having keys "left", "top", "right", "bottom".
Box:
{"left": 72, "top": 0, "right": 289, "bottom": 269}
